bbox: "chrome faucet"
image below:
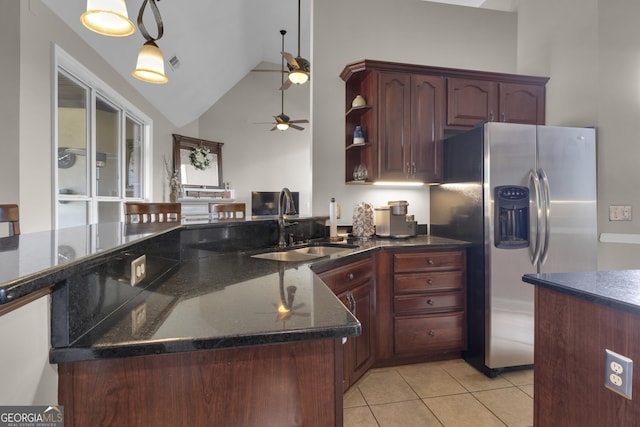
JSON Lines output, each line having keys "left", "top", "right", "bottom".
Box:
{"left": 278, "top": 187, "right": 297, "bottom": 247}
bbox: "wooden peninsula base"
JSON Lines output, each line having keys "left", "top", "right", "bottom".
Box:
{"left": 535, "top": 286, "right": 640, "bottom": 426}
{"left": 58, "top": 339, "right": 343, "bottom": 427}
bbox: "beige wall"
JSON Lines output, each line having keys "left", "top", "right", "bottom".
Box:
{"left": 12, "top": 1, "right": 193, "bottom": 233}
{"left": 311, "top": 0, "right": 518, "bottom": 224}
{"left": 0, "top": 1, "right": 20, "bottom": 208}
{"left": 518, "top": 0, "right": 640, "bottom": 270}
{"left": 198, "top": 62, "right": 312, "bottom": 215}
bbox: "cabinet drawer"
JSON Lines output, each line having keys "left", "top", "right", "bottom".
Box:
{"left": 394, "top": 271, "right": 464, "bottom": 293}
{"left": 394, "top": 250, "right": 464, "bottom": 273}
{"left": 394, "top": 292, "right": 464, "bottom": 315}
{"left": 317, "top": 257, "right": 373, "bottom": 294}
{"left": 394, "top": 313, "right": 465, "bottom": 354}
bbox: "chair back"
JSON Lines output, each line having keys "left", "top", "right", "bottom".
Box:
{"left": 209, "top": 203, "right": 246, "bottom": 220}
{"left": 125, "top": 202, "right": 181, "bottom": 224}
{"left": 0, "top": 204, "right": 20, "bottom": 236}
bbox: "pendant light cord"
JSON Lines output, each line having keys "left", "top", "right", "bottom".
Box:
{"left": 137, "top": 0, "right": 164, "bottom": 42}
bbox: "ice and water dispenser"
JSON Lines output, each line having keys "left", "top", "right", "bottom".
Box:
{"left": 494, "top": 186, "right": 529, "bottom": 249}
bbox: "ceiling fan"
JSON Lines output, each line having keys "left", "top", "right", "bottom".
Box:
{"left": 260, "top": 30, "right": 309, "bottom": 132}
{"left": 281, "top": 0, "right": 310, "bottom": 90}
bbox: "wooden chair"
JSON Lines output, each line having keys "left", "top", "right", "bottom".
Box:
{"left": 0, "top": 204, "right": 20, "bottom": 236}
{"left": 124, "top": 202, "right": 182, "bottom": 224}
{"left": 209, "top": 203, "right": 246, "bottom": 220}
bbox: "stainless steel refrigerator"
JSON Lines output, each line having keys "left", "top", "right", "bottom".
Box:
{"left": 430, "top": 122, "right": 597, "bottom": 376}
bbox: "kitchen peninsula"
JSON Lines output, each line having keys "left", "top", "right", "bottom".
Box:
{"left": 0, "top": 218, "right": 468, "bottom": 426}
{"left": 523, "top": 271, "right": 640, "bottom": 426}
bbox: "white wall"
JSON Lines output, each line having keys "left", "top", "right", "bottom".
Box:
{"left": 312, "top": 0, "right": 518, "bottom": 224}
{"left": 517, "top": 0, "right": 640, "bottom": 270}
{"left": 198, "top": 62, "right": 312, "bottom": 215}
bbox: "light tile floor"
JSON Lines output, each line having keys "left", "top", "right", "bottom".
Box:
{"left": 343, "top": 359, "right": 533, "bottom": 427}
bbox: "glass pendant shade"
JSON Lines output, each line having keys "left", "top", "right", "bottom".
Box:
{"left": 276, "top": 123, "right": 290, "bottom": 131}
{"left": 288, "top": 69, "right": 309, "bottom": 85}
{"left": 132, "top": 41, "right": 168, "bottom": 84}
{"left": 80, "top": 0, "right": 135, "bottom": 37}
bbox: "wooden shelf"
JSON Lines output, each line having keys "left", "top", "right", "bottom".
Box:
{"left": 346, "top": 105, "right": 372, "bottom": 117}
{"left": 346, "top": 142, "right": 371, "bottom": 150}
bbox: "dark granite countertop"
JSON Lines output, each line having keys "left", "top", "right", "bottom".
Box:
{"left": 1, "top": 219, "right": 468, "bottom": 364}
{"left": 0, "top": 222, "right": 180, "bottom": 305}
{"left": 523, "top": 271, "right": 640, "bottom": 316}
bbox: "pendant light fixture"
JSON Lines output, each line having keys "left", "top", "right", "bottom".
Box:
{"left": 131, "top": 0, "right": 168, "bottom": 84}
{"left": 81, "top": 0, "right": 135, "bottom": 37}
{"left": 284, "top": 0, "right": 310, "bottom": 86}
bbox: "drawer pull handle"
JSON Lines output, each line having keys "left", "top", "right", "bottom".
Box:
{"left": 427, "top": 259, "right": 434, "bottom": 265}
{"left": 428, "top": 330, "right": 436, "bottom": 337}
{"left": 346, "top": 273, "right": 354, "bottom": 281}
{"left": 427, "top": 299, "right": 435, "bottom": 306}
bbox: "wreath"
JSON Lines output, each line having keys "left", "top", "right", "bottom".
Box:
{"left": 189, "top": 146, "right": 210, "bottom": 170}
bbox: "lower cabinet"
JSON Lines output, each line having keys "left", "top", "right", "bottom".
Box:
{"left": 315, "top": 247, "right": 467, "bottom": 389}
{"left": 316, "top": 256, "right": 375, "bottom": 390}
{"left": 392, "top": 249, "right": 467, "bottom": 358}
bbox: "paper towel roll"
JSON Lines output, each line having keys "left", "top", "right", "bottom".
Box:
{"left": 330, "top": 198, "right": 338, "bottom": 239}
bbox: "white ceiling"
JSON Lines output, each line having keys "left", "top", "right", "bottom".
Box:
{"left": 42, "top": 0, "right": 516, "bottom": 128}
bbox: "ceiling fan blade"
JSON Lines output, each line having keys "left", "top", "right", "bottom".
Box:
{"left": 270, "top": 126, "right": 278, "bottom": 131}
{"left": 289, "top": 124, "right": 305, "bottom": 131}
{"left": 251, "top": 69, "right": 287, "bottom": 73}
{"left": 281, "top": 51, "right": 299, "bottom": 69}
{"left": 289, "top": 119, "right": 309, "bottom": 124}
{"left": 279, "top": 79, "right": 292, "bottom": 91}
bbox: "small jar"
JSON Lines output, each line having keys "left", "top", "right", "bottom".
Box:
{"left": 353, "top": 126, "right": 365, "bottom": 145}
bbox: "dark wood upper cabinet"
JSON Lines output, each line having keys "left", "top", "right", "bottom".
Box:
{"left": 341, "top": 60, "right": 548, "bottom": 185}
{"left": 498, "top": 82, "right": 546, "bottom": 125}
{"left": 446, "top": 78, "right": 498, "bottom": 127}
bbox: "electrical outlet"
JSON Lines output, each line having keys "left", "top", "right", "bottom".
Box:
{"left": 605, "top": 349, "right": 633, "bottom": 399}
{"left": 130, "top": 254, "right": 146, "bottom": 286}
{"left": 131, "top": 302, "right": 147, "bottom": 334}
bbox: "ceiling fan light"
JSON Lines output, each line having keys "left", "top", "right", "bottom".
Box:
{"left": 288, "top": 69, "right": 309, "bottom": 85}
{"left": 276, "top": 122, "right": 290, "bottom": 131}
{"left": 80, "top": 0, "right": 135, "bottom": 37}
{"left": 132, "top": 41, "right": 168, "bottom": 84}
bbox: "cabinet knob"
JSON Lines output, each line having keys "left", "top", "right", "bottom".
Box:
{"left": 427, "top": 258, "right": 434, "bottom": 265}
{"left": 427, "top": 299, "right": 435, "bottom": 306}
{"left": 501, "top": 112, "right": 506, "bottom": 122}
{"left": 428, "top": 330, "right": 436, "bottom": 337}
{"left": 346, "top": 272, "right": 354, "bottom": 281}
{"left": 426, "top": 279, "right": 433, "bottom": 286}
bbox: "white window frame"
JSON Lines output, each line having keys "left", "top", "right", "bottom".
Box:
{"left": 52, "top": 45, "right": 153, "bottom": 227}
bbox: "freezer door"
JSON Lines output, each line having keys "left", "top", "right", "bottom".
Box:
{"left": 485, "top": 123, "right": 537, "bottom": 369}
{"left": 536, "top": 126, "right": 597, "bottom": 273}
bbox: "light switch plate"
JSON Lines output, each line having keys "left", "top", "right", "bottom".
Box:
{"left": 609, "top": 205, "right": 632, "bottom": 221}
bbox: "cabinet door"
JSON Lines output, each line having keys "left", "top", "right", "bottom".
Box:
{"left": 378, "top": 72, "right": 411, "bottom": 180}
{"left": 337, "top": 281, "right": 375, "bottom": 390}
{"left": 499, "top": 82, "right": 545, "bottom": 125}
{"left": 446, "top": 77, "right": 498, "bottom": 127}
{"left": 411, "top": 74, "right": 444, "bottom": 182}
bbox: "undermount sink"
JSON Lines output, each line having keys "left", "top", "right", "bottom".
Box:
{"left": 251, "top": 244, "right": 356, "bottom": 262}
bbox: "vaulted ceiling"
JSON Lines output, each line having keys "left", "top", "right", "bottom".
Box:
{"left": 41, "top": 0, "right": 516, "bottom": 128}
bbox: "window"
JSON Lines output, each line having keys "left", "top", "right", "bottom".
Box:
{"left": 54, "top": 46, "right": 152, "bottom": 228}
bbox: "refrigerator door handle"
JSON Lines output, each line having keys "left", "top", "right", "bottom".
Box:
{"left": 539, "top": 168, "right": 551, "bottom": 265}
{"left": 529, "top": 169, "right": 543, "bottom": 266}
